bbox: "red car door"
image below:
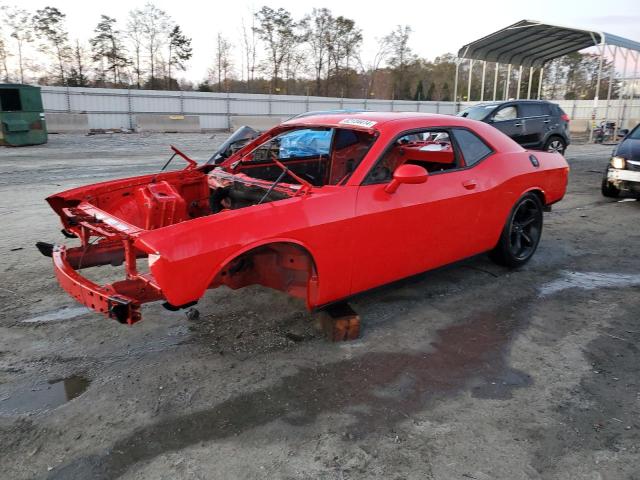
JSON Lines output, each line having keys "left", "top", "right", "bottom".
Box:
{"left": 349, "top": 129, "right": 496, "bottom": 295}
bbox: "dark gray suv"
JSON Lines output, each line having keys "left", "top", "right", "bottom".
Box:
{"left": 457, "top": 100, "right": 571, "bottom": 154}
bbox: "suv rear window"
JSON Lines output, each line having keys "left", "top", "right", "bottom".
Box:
{"left": 519, "top": 103, "right": 548, "bottom": 117}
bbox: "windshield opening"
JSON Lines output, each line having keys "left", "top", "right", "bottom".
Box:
{"left": 227, "top": 126, "right": 377, "bottom": 187}
{"left": 628, "top": 126, "right": 640, "bottom": 140}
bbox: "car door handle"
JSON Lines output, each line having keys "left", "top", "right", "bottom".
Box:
{"left": 514, "top": 122, "right": 523, "bottom": 127}
{"left": 462, "top": 180, "right": 477, "bottom": 190}
{"left": 543, "top": 120, "right": 550, "bottom": 124}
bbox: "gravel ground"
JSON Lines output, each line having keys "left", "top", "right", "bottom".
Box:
{"left": 0, "top": 133, "right": 639, "bottom": 480}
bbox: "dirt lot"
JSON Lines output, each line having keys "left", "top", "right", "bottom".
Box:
{"left": 0, "top": 133, "right": 639, "bottom": 480}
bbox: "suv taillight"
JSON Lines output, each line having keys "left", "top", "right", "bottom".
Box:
{"left": 561, "top": 113, "right": 570, "bottom": 122}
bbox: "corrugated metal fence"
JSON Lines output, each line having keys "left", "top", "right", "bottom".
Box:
{"left": 41, "top": 86, "right": 640, "bottom": 131}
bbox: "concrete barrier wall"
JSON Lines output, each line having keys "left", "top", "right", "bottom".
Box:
{"left": 134, "top": 114, "right": 200, "bottom": 133}
{"left": 229, "top": 116, "right": 283, "bottom": 132}
{"left": 45, "top": 113, "right": 90, "bottom": 133}
{"left": 569, "top": 119, "right": 590, "bottom": 133}
{"left": 40, "top": 86, "right": 640, "bottom": 132}
{"left": 39, "top": 86, "right": 469, "bottom": 132}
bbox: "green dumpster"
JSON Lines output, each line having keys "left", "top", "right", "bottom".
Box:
{"left": 0, "top": 84, "right": 48, "bottom": 146}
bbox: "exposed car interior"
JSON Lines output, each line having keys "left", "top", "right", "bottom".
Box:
{"left": 71, "top": 126, "right": 378, "bottom": 230}
{"left": 367, "top": 130, "right": 457, "bottom": 183}
{"left": 230, "top": 127, "right": 376, "bottom": 187}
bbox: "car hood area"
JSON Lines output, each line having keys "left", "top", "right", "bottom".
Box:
{"left": 46, "top": 167, "right": 306, "bottom": 239}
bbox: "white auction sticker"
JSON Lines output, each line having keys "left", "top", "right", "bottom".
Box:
{"left": 338, "top": 118, "right": 377, "bottom": 128}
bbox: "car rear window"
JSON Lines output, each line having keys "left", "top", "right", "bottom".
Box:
{"left": 452, "top": 129, "right": 492, "bottom": 166}
{"left": 519, "top": 103, "right": 548, "bottom": 117}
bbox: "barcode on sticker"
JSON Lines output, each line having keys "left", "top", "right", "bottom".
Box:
{"left": 338, "top": 118, "right": 377, "bottom": 128}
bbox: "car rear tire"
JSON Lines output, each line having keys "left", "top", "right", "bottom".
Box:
{"left": 544, "top": 136, "right": 566, "bottom": 155}
{"left": 601, "top": 168, "right": 620, "bottom": 198}
{"left": 489, "top": 192, "right": 544, "bottom": 268}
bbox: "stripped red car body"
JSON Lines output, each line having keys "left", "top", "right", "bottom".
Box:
{"left": 43, "top": 112, "right": 569, "bottom": 325}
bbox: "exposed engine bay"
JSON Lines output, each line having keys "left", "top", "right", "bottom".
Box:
{"left": 207, "top": 169, "right": 295, "bottom": 214}
{"left": 67, "top": 169, "right": 298, "bottom": 232}
{"left": 54, "top": 125, "right": 377, "bottom": 232}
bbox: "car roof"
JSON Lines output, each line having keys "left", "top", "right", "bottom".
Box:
{"left": 468, "top": 100, "right": 552, "bottom": 107}
{"left": 284, "top": 111, "right": 473, "bottom": 130}
{"left": 281, "top": 111, "right": 523, "bottom": 153}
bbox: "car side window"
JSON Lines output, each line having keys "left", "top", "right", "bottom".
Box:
{"left": 364, "top": 129, "right": 458, "bottom": 184}
{"left": 519, "top": 103, "right": 546, "bottom": 117}
{"left": 493, "top": 106, "right": 517, "bottom": 122}
{"left": 452, "top": 129, "right": 493, "bottom": 167}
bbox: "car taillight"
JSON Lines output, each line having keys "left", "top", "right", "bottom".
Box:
{"left": 561, "top": 113, "right": 570, "bottom": 122}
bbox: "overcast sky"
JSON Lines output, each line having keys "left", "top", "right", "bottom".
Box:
{"left": 15, "top": 0, "right": 640, "bottom": 82}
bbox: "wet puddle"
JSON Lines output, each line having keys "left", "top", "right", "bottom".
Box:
{"left": 48, "top": 302, "right": 533, "bottom": 479}
{"left": 0, "top": 375, "right": 90, "bottom": 416}
{"left": 539, "top": 271, "right": 640, "bottom": 296}
{"left": 22, "top": 306, "right": 90, "bottom": 323}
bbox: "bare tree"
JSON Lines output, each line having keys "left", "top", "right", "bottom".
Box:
{"left": 385, "top": 25, "right": 415, "bottom": 99}
{"left": 283, "top": 49, "right": 306, "bottom": 93}
{"left": 0, "top": 34, "right": 10, "bottom": 82}
{"left": 135, "top": 2, "right": 171, "bottom": 89}
{"left": 214, "top": 32, "right": 233, "bottom": 92}
{"left": 241, "top": 14, "right": 258, "bottom": 90}
{"left": 2, "top": 7, "right": 33, "bottom": 83}
{"left": 253, "top": 6, "right": 299, "bottom": 92}
{"left": 301, "top": 8, "right": 333, "bottom": 95}
{"left": 68, "top": 40, "right": 90, "bottom": 86}
{"left": 126, "top": 9, "right": 145, "bottom": 88}
{"left": 330, "top": 16, "right": 362, "bottom": 96}
{"left": 32, "top": 6, "right": 71, "bottom": 85}
{"left": 360, "top": 35, "right": 391, "bottom": 98}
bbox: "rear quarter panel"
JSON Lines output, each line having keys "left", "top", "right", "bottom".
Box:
{"left": 467, "top": 149, "right": 569, "bottom": 250}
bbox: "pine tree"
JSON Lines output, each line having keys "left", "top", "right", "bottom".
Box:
{"left": 167, "top": 25, "right": 192, "bottom": 89}
{"left": 90, "top": 15, "right": 129, "bottom": 85}
{"left": 32, "top": 6, "right": 71, "bottom": 85}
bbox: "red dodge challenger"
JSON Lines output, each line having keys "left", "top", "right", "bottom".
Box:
{"left": 40, "top": 112, "right": 569, "bottom": 325}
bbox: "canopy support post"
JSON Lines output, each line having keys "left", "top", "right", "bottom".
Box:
{"left": 632, "top": 52, "right": 639, "bottom": 107}
{"left": 493, "top": 62, "right": 499, "bottom": 101}
{"left": 453, "top": 59, "right": 460, "bottom": 112}
{"left": 480, "top": 61, "right": 487, "bottom": 101}
{"left": 467, "top": 59, "right": 474, "bottom": 101}
{"left": 615, "top": 49, "right": 629, "bottom": 136}
{"left": 505, "top": 64, "right": 511, "bottom": 100}
{"left": 590, "top": 41, "right": 606, "bottom": 143}
{"left": 516, "top": 65, "right": 523, "bottom": 99}
{"left": 527, "top": 67, "right": 534, "bottom": 99}
{"left": 537, "top": 67, "right": 543, "bottom": 99}
{"left": 604, "top": 45, "right": 618, "bottom": 125}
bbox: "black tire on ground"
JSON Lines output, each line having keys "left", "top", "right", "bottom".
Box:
{"left": 601, "top": 168, "right": 620, "bottom": 198}
{"left": 543, "top": 136, "right": 567, "bottom": 155}
{"left": 489, "top": 192, "right": 544, "bottom": 268}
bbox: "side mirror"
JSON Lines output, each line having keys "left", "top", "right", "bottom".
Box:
{"left": 384, "top": 164, "right": 428, "bottom": 194}
{"left": 618, "top": 129, "right": 629, "bottom": 137}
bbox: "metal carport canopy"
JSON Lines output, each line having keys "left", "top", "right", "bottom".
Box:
{"left": 458, "top": 19, "right": 640, "bottom": 67}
